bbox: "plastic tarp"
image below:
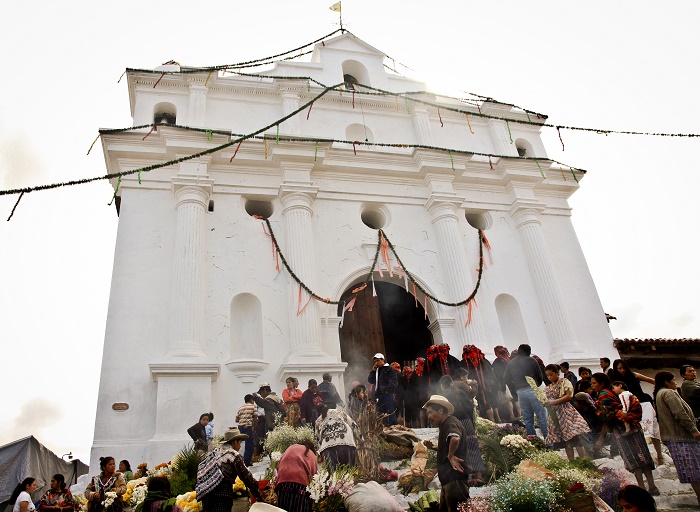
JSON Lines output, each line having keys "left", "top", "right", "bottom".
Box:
{"left": 0, "top": 437, "right": 88, "bottom": 511}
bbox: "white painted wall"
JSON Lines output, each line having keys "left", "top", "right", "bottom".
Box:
{"left": 92, "top": 33, "right": 614, "bottom": 469}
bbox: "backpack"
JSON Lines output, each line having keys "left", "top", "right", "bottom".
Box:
{"left": 195, "top": 449, "right": 224, "bottom": 500}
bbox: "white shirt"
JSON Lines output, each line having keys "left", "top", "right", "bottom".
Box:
{"left": 13, "top": 491, "right": 35, "bottom": 512}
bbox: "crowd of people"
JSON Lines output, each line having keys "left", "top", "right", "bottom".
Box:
{"left": 10, "top": 344, "right": 700, "bottom": 512}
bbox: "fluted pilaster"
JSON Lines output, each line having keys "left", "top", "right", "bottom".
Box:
{"left": 167, "top": 174, "right": 213, "bottom": 357}
{"left": 281, "top": 91, "right": 301, "bottom": 135}
{"left": 510, "top": 201, "right": 582, "bottom": 358}
{"left": 188, "top": 83, "right": 208, "bottom": 127}
{"left": 279, "top": 182, "right": 325, "bottom": 359}
{"left": 426, "top": 193, "right": 487, "bottom": 349}
{"left": 488, "top": 119, "right": 517, "bottom": 157}
{"left": 412, "top": 107, "right": 434, "bottom": 146}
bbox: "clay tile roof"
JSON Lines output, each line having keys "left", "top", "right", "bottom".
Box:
{"left": 614, "top": 338, "right": 700, "bottom": 347}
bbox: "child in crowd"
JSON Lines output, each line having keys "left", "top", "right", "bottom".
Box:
{"left": 205, "top": 412, "right": 214, "bottom": 450}
{"left": 611, "top": 380, "right": 638, "bottom": 436}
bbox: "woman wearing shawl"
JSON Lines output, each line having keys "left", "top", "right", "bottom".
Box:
{"left": 39, "top": 475, "right": 75, "bottom": 512}
{"left": 400, "top": 366, "right": 417, "bottom": 427}
{"left": 426, "top": 344, "right": 461, "bottom": 395}
{"left": 134, "top": 477, "right": 181, "bottom": 512}
{"left": 84, "top": 457, "right": 126, "bottom": 512}
{"left": 611, "top": 359, "right": 664, "bottom": 465}
{"left": 491, "top": 346, "right": 519, "bottom": 421}
{"left": 590, "top": 372, "right": 659, "bottom": 495}
{"left": 462, "top": 345, "right": 500, "bottom": 422}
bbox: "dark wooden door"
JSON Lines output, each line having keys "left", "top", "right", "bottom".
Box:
{"left": 338, "top": 286, "right": 385, "bottom": 388}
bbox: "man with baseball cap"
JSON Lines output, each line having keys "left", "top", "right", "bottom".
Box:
{"left": 368, "top": 353, "right": 398, "bottom": 426}
{"left": 423, "top": 395, "right": 470, "bottom": 512}
{"left": 252, "top": 381, "right": 286, "bottom": 438}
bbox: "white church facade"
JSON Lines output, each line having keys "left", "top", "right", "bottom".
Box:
{"left": 92, "top": 33, "right": 614, "bottom": 468}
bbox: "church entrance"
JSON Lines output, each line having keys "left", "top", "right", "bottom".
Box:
{"left": 338, "top": 281, "right": 433, "bottom": 388}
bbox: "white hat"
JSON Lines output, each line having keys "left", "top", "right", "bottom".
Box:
{"left": 422, "top": 394, "right": 455, "bottom": 415}
{"left": 258, "top": 381, "right": 271, "bottom": 389}
{"left": 373, "top": 353, "right": 385, "bottom": 360}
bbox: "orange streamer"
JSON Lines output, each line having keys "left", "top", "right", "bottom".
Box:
{"left": 412, "top": 282, "right": 418, "bottom": 308}
{"left": 380, "top": 234, "right": 394, "bottom": 277}
{"left": 481, "top": 231, "right": 493, "bottom": 265}
{"left": 352, "top": 284, "right": 367, "bottom": 294}
{"left": 297, "top": 284, "right": 312, "bottom": 316}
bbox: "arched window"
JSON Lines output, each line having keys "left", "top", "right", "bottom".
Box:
{"left": 345, "top": 123, "right": 374, "bottom": 144}
{"left": 514, "top": 138, "right": 533, "bottom": 158}
{"left": 153, "top": 102, "right": 177, "bottom": 125}
{"left": 230, "top": 293, "right": 263, "bottom": 359}
{"left": 341, "top": 60, "right": 370, "bottom": 88}
{"left": 495, "top": 294, "right": 529, "bottom": 346}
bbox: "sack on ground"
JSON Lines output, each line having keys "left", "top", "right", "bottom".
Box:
{"left": 344, "top": 481, "right": 403, "bottom": 512}
{"left": 516, "top": 460, "right": 554, "bottom": 481}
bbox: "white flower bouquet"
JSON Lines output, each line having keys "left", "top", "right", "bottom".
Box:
{"left": 102, "top": 492, "right": 117, "bottom": 508}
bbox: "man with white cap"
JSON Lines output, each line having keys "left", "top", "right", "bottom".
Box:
{"left": 252, "top": 381, "right": 286, "bottom": 436}
{"left": 422, "top": 395, "right": 470, "bottom": 512}
{"left": 368, "top": 353, "right": 398, "bottom": 426}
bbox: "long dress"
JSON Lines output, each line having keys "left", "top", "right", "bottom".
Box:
{"left": 595, "top": 389, "right": 655, "bottom": 473}
{"left": 544, "top": 379, "right": 590, "bottom": 447}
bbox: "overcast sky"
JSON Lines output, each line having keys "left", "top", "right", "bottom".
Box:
{"left": 1, "top": 1, "right": 699, "bottom": 465}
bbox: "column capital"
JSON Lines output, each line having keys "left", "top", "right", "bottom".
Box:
{"left": 509, "top": 199, "right": 546, "bottom": 228}
{"left": 279, "top": 182, "right": 318, "bottom": 213}
{"left": 171, "top": 174, "right": 214, "bottom": 207}
{"left": 425, "top": 193, "right": 463, "bottom": 223}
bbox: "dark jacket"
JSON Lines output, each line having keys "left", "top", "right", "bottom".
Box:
{"left": 187, "top": 422, "right": 207, "bottom": 447}
{"left": 368, "top": 364, "right": 398, "bottom": 397}
{"left": 503, "top": 354, "right": 544, "bottom": 391}
{"left": 252, "top": 393, "right": 286, "bottom": 430}
{"left": 317, "top": 381, "right": 344, "bottom": 409}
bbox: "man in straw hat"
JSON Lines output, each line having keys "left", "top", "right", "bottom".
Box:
{"left": 422, "top": 395, "right": 470, "bottom": 512}
{"left": 197, "top": 428, "right": 264, "bottom": 512}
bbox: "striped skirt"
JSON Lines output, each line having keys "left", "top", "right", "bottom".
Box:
{"left": 460, "top": 417, "right": 486, "bottom": 474}
{"left": 666, "top": 441, "right": 700, "bottom": 483}
{"left": 275, "top": 482, "right": 313, "bottom": 512}
{"left": 611, "top": 423, "right": 654, "bottom": 472}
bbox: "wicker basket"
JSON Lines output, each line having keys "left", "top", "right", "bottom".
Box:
{"left": 563, "top": 491, "right": 596, "bottom": 512}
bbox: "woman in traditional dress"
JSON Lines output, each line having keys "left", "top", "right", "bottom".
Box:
{"left": 543, "top": 364, "right": 590, "bottom": 460}
{"left": 10, "top": 478, "right": 37, "bottom": 512}
{"left": 590, "top": 373, "right": 659, "bottom": 495}
{"left": 118, "top": 462, "right": 133, "bottom": 483}
{"left": 84, "top": 456, "right": 127, "bottom": 512}
{"left": 197, "top": 429, "right": 264, "bottom": 512}
{"left": 39, "top": 474, "right": 75, "bottom": 512}
{"left": 275, "top": 441, "right": 319, "bottom": 512}
{"left": 314, "top": 404, "right": 362, "bottom": 472}
{"left": 462, "top": 345, "right": 500, "bottom": 422}
{"left": 282, "top": 377, "right": 303, "bottom": 427}
{"left": 611, "top": 359, "right": 664, "bottom": 464}
{"left": 348, "top": 384, "right": 368, "bottom": 419}
{"left": 653, "top": 370, "right": 700, "bottom": 507}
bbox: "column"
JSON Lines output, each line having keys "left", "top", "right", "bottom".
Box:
{"left": 426, "top": 193, "right": 487, "bottom": 349}
{"left": 412, "top": 106, "right": 434, "bottom": 146}
{"left": 188, "top": 81, "right": 208, "bottom": 127}
{"left": 509, "top": 200, "right": 584, "bottom": 360}
{"left": 167, "top": 173, "right": 213, "bottom": 358}
{"left": 279, "top": 176, "right": 326, "bottom": 360}
{"left": 488, "top": 119, "right": 517, "bottom": 157}
{"left": 280, "top": 89, "right": 301, "bottom": 135}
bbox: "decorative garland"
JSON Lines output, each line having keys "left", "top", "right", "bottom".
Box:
{"left": 258, "top": 217, "right": 487, "bottom": 309}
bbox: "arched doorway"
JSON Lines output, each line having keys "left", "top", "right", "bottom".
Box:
{"left": 338, "top": 281, "right": 433, "bottom": 388}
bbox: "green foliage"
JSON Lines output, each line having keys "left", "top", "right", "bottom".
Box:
{"left": 567, "top": 456, "right": 599, "bottom": 474}
{"left": 479, "top": 434, "right": 522, "bottom": 479}
{"left": 169, "top": 444, "right": 204, "bottom": 496}
{"left": 426, "top": 448, "right": 437, "bottom": 470}
{"left": 527, "top": 450, "right": 569, "bottom": 472}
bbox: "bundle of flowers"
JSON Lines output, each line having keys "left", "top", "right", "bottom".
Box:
{"left": 122, "top": 477, "right": 148, "bottom": 506}
{"left": 457, "top": 495, "right": 493, "bottom": 512}
{"left": 134, "top": 463, "right": 148, "bottom": 479}
{"left": 552, "top": 467, "right": 601, "bottom": 493}
{"left": 475, "top": 417, "right": 497, "bottom": 437}
{"left": 102, "top": 492, "right": 118, "bottom": 508}
{"left": 73, "top": 494, "right": 88, "bottom": 512}
{"left": 307, "top": 465, "right": 356, "bottom": 512}
{"left": 233, "top": 477, "right": 250, "bottom": 498}
{"left": 147, "top": 462, "right": 173, "bottom": 479}
{"left": 489, "top": 423, "right": 526, "bottom": 439}
{"left": 591, "top": 468, "right": 634, "bottom": 510}
{"left": 175, "top": 491, "right": 202, "bottom": 512}
{"left": 491, "top": 472, "right": 563, "bottom": 512}
{"left": 263, "top": 423, "right": 316, "bottom": 455}
{"left": 269, "top": 451, "right": 283, "bottom": 470}
{"left": 499, "top": 435, "right": 536, "bottom": 459}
